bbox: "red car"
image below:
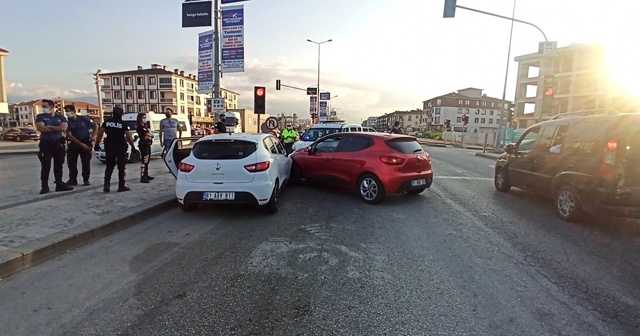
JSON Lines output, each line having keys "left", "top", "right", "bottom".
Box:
{"left": 289, "top": 132, "right": 433, "bottom": 204}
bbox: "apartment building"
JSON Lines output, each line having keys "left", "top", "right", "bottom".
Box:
{"left": 99, "top": 64, "right": 239, "bottom": 123}
{"left": 377, "top": 110, "right": 422, "bottom": 133}
{"left": 513, "top": 43, "right": 639, "bottom": 128}
{"left": 5, "top": 99, "right": 100, "bottom": 127}
{"left": 422, "top": 88, "right": 509, "bottom": 133}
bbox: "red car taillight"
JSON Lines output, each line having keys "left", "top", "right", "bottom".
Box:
{"left": 379, "top": 156, "right": 405, "bottom": 165}
{"left": 245, "top": 161, "right": 270, "bottom": 172}
{"left": 179, "top": 162, "right": 195, "bottom": 172}
{"left": 600, "top": 139, "right": 618, "bottom": 180}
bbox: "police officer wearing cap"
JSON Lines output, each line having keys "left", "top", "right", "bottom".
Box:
{"left": 65, "top": 105, "right": 98, "bottom": 186}
{"left": 281, "top": 123, "right": 298, "bottom": 155}
{"left": 94, "top": 107, "right": 136, "bottom": 192}
{"left": 35, "top": 99, "right": 74, "bottom": 194}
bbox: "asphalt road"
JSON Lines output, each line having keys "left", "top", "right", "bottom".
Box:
{"left": 0, "top": 147, "right": 638, "bottom": 335}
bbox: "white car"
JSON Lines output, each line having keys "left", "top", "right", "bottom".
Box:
{"left": 164, "top": 134, "right": 292, "bottom": 214}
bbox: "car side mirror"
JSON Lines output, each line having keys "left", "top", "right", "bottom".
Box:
{"left": 505, "top": 143, "right": 515, "bottom": 155}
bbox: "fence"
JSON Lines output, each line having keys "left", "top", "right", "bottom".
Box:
{"left": 441, "top": 131, "right": 497, "bottom": 148}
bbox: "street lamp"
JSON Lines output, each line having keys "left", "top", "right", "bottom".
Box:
{"left": 307, "top": 38, "right": 332, "bottom": 124}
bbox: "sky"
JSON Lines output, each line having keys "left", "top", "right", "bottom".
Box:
{"left": 2, "top": 0, "right": 639, "bottom": 123}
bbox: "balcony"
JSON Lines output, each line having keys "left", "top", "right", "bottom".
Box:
{"left": 160, "top": 98, "right": 176, "bottom": 104}
{"left": 187, "top": 100, "right": 195, "bottom": 106}
{"left": 102, "top": 98, "right": 112, "bottom": 103}
{"left": 101, "top": 84, "right": 111, "bottom": 89}
{"left": 186, "top": 88, "right": 194, "bottom": 93}
{"left": 159, "top": 84, "right": 177, "bottom": 91}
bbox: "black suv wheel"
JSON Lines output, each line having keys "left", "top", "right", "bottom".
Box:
{"left": 494, "top": 167, "right": 511, "bottom": 192}
{"left": 554, "top": 184, "right": 583, "bottom": 222}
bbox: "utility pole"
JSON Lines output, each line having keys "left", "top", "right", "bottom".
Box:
{"left": 212, "top": 0, "right": 222, "bottom": 121}
{"left": 94, "top": 69, "right": 103, "bottom": 123}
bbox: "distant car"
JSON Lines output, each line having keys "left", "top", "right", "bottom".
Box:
{"left": 290, "top": 132, "right": 433, "bottom": 204}
{"left": 495, "top": 112, "right": 640, "bottom": 222}
{"left": 293, "top": 122, "right": 363, "bottom": 152}
{"left": 0, "top": 127, "right": 39, "bottom": 141}
{"left": 164, "top": 134, "right": 292, "bottom": 213}
{"left": 410, "top": 131, "right": 421, "bottom": 136}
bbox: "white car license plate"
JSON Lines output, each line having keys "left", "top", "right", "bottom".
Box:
{"left": 202, "top": 192, "right": 235, "bottom": 201}
{"left": 411, "top": 179, "right": 426, "bottom": 187}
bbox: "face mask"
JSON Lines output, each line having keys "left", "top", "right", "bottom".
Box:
{"left": 43, "top": 108, "right": 50, "bottom": 114}
{"left": 142, "top": 118, "right": 147, "bottom": 123}
{"left": 66, "top": 113, "right": 73, "bottom": 118}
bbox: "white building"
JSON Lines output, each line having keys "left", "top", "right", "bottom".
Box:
{"left": 99, "top": 64, "right": 239, "bottom": 124}
{"left": 422, "top": 88, "right": 509, "bottom": 133}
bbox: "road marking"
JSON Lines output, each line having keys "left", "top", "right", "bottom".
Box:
{"left": 489, "top": 165, "right": 495, "bottom": 168}
{"left": 436, "top": 176, "right": 493, "bottom": 180}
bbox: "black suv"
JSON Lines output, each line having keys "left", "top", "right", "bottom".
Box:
{"left": 494, "top": 113, "right": 640, "bottom": 222}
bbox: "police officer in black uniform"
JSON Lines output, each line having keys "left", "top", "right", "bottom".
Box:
{"left": 94, "top": 107, "right": 136, "bottom": 192}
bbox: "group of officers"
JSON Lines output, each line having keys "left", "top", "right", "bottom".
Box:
{"left": 35, "top": 101, "right": 160, "bottom": 194}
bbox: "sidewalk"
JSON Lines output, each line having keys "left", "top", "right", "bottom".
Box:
{"left": 416, "top": 138, "right": 448, "bottom": 147}
{"left": 475, "top": 152, "right": 502, "bottom": 160}
{"left": 0, "top": 167, "right": 177, "bottom": 278}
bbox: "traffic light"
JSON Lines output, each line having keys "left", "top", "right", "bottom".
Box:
{"left": 206, "top": 98, "right": 212, "bottom": 113}
{"left": 443, "top": 0, "right": 457, "bottom": 18}
{"left": 461, "top": 114, "right": 469, "bottom": 125}
{"left": 541, "top": 75, "right": 556, "bottom": 114}
{"left": 254, "top": 86, "right": 266, "bottom": 114}
{"left": 276, "top": 79, "right": 281, "bottom": 90}
{"left": 444, "top": 119, "right": 451, "bottom": 128}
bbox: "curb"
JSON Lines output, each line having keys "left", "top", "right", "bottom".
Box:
{"left": 0, "top": 150, "right": 38, "bottom": 157}
{"left": 0, "top": 194, "right": 176, "bottom": 279}
{"left": 475, "top": 152, "right": 501, "bottom": 160}
{"left": 424, "top": 143, "right": 448, "bottom": 147}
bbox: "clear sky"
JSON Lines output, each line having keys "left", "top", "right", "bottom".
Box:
{"left": 2, "top": 0, "right": 639, "bottom": 123}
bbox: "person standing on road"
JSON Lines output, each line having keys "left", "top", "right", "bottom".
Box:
{"left": 214, "top": 113, "right": 227, "bottom": 134}
{"left": 35, "top": 99, "right": 74, "bottom": 194}
{"left": 65, "top": 105, "right": 98, "bottom": 186}
{"left": 136, "top": 113, "right": 155, "bottom": 183}
{"left": 94, "top": 107, "right": 136, "bottom": 193}
{"left": 281, "top": 123, "right": 298, "bottom": 155}
{"left": 159, "top": 108, "right": 181, "bottom": 152}
{"left": 389, "top": 121, "right": 404, "bottom": 134}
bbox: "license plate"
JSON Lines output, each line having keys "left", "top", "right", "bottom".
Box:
{"left": 202, "top": 192, "right": 235, "bottom": 201}
{"left": 411, "top": 179, "right": 426, "bottom": 187}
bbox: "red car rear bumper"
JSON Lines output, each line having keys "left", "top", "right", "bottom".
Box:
{"left": 381, "top": 170, "right": 434, "bottom": 193}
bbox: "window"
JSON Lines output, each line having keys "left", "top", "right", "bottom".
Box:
{"left": 193, "top": 139, "right": 257, "bottom": 160}
{"left": 137, "top": 77, "right": 144, "bottom": 85}
{"left": 482, "top": 101, "right": 487, "bottom": 106}
{"left": 481, "top": 110, "right": 486, "bottom": 115}
{"left": 491, "top": 102, "right": 495, "bottom": 107}
{"left": 126, "top": 105, "right": 133, "bottom": 113}
{"left": 180, "top": 93, "right": 185, "bottom": 100}
{"left": 474, "top": 118, "right": 479, "bottom": 123}
{"left": 490, "top": 110, "right": 494, "bottom": 116}
{"left": 340, "top": 135, "right": 372, "bottom": 152}
{"left": 180, "top": 106, "right": 185, "bottom": 114}
{"left": 112, "top": 77, "right": 120, "bottom": 86}
{"left": 465, "top": 100, "right": 469, "bottom": 105}
{"left": 465, "top": 109, "right": 470, "bottom": 114}
{"left": 114, "top": 91, "right": 121, "bottom": 99}
{"left": 436, "top": 99, "right": 441, "bottom": 105}
{"left": 385, "top": 139, "right": 423, "bottom": 154}
{"left": 315, "top": 135, "right": 343, "bottom": 152}
{"left": 125, "top": 77, "right": 132, "bottom": 86}
{"left": 457, "top": 117, "right": 462, "bottom": 122}
{"left": 489, "top": 119, "right": 493, "bottom": 124}
{"left": 159, "top": 78, "right": 171, "bottom": 84}
{"left": 457, "top": 108, "right": 462, "bottom": 114}
{"left": 149, "top": 77, "right": 156, "bottom": 85}
{"left": 481, "top": 118, "right": 486, "bottom": 123}
{"left": 516, "top": 126, "right": 541, "bottom": 156}
{"left": 458, "top": 99, "right": 463, "bottom": 104}
{"left": 263, "top": 137, "right": 279, "bottom": 154}
{"left": 475, "top": 109, "right": 480, "bottom": 115}
{"left": 150, "top": 91, "right": 157, "bottom": 99}
{"left": 126, "top": 91, "right": 133, "bottom": 99}
{"left": 435, "top": 107, "right": 441, "bottom": 114}
{"left": 548, "top": 125, "right": 569, "bottom": 154}
{"left": 476, "top": 101, "right": 479, "bottom": 106}
{"left": 564, "top": 121, "right": 603, "bottom": 156}
{"left": 138, "top": 104, "right": 145, "bottom": 111}
{"left": 138, "top": 91, "right": 145, "bottom": 99}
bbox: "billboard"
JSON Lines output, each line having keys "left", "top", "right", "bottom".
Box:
{"left": 221, "top": 5, "right": 245, "bottom": 73}
{"left": 197, "top": 30, "right": 214, "bottom": 94}
{"left": 182, "top": 1, "right": 212, "bottom": 28}
{"left": 309, "top": 96, "right": 317, "bottom": 114}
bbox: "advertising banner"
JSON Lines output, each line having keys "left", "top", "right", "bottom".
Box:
{"left": 182, "top": 1, "right": 212, "bottom": 28}
{"left": 309, "top": 96, "right": 317, "bottom": 114}
{"left": 319, "top": 101, "right": 328, "bottom": 120}
{"left": 320, "top": 92, "right": 331, "bottom": 100}
{"left": 197, "top": 30, "right": 214, "bottom": 94}
{"left": 221, "top": 5, "right": 244, "bottom": 73}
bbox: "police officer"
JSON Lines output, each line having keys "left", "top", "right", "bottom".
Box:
{"left": 35, "top": 99, "right": 74, "bottom": 194}
{"left": 281, "top": 123, "right": 298, "bottom": 154}
{"left": 65, "top": 105, "right": 98, "bottom": 186}
{"left": 94, "top": 107, "right": 136, "bottom": 192}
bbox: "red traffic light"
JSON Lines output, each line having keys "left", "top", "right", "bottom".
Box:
{"left": 256, "top": 88, "right": 265, "bottom": 97}
{"left": 545, "top": 87, "right": 555, "bottom": 96}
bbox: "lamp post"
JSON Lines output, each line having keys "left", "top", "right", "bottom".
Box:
{"left": 93, "top": 69, "right": 103, "bottom": 123}
{"left": 307, "top": 39, "right": 332, "bottom": 124}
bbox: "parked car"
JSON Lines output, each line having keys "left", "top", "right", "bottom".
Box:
{"left": 289, "top": 132, "right": 433, "bottom": 204}
{"left": 293, "top": 122, "right": 363, "bottom": 152}
{"left": 494, "top": 112, "right": 640, "bottom": 222}
{"left": 0, "top": 127, "right": 39, "bottom": 141}
{"left": 164, "top": 134, "right": 292, "bottom": 213}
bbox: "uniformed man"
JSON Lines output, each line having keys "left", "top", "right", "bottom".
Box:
{"left": 65, "top": 105, "right": 98, "bottom": 186}
{"left": 35, "top": 99, "right": 74, "bottom": 194}
{"left": 281, "top": 123, "right": 298, "bottom": 154}
{"left": 94, "top": 107, "right": 136, "bottom": 192}
{"left": 214, "top": 113, "right": 227, "bottom": 134}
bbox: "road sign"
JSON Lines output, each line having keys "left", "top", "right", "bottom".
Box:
{"left": 320, "top": 92, "right": 330, "bottom": 100}
{"left": 307, "top": 87, "right": 317, "bottom": 95}
{"left": 212, "top": 98, "right": 225, "bottom": 113}
{"left": 265, "top": 117, "right": 279, "bottom": 130}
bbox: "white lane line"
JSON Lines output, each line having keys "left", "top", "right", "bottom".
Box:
{"left": 437, "top": 176, "right": 493, "bottom": 180}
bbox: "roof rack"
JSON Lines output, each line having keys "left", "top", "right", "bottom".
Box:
{"left": 549, "top": 108, "right": 621, "bottom": 120}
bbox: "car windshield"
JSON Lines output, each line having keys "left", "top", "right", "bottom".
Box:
{"left": 385, "top": 138, "right": 424, "bottom": 154}
{"left": 192, "top": 139, "right": 257, "bottom": 160}
{"left": 301, "top": 128, "right": 340, "bottom": 142}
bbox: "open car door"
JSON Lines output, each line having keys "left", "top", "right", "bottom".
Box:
{"left": 164, "top": 137, "right": 199, "bottom": 178}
